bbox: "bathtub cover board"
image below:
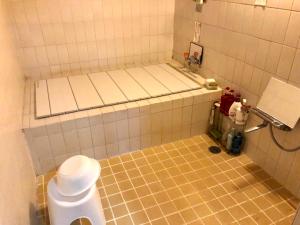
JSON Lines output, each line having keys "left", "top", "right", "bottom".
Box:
{"left": 144, "top": 65, "right": 190, "bottom": 93}
{"left": 35, "top": 80, "right": 51, "bottom": 118}
{"left": 47, "top": 77, "right": 78, "bottom": 115}
{"left": 89, "top": 72, "right": 128, "bottom": 105}
{"left": 68, "top": 75, "right": 103, "bottom": 110}
{"left": 159, "top": 64, "right": 200, "bottom": 89}
{"left": 35, "top": 64, "right": 202, "bottom": 118}
{"left": 126, "top": 67, "right": 170, "bottom": 97}
{"left": 108, "top": 70, "right": 150, "bottom": 101}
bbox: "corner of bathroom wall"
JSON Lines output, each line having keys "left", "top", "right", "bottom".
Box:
{"left": 173, "top": 0, "right": 300, "bottom": 198}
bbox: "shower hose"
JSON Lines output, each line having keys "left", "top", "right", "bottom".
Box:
{"left": 269, "top": 125, "right": 300, "bottom": 152}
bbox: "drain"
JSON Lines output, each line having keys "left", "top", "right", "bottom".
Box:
{"left": 209, "top": 146, "right": 221, "bottom": 154}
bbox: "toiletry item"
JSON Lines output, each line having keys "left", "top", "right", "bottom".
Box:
{"left": 235, "top": 107, "right": 245, "bottom": 125}
{"left": 184, "top": 52, "right": 190, "bottom": 68}
{"left": 227, "top": 90, "right": 235, "bottom": 113}
{"left": 255, "top": 0, "right": 266, "bottom": 6}
{"left": 208, "top": 102, "right": 222, "bottom": 141}
{"left": 220, "top": 87, "right": 235, "bottom": 116}
{"left": 220, "top": 87, "right": 230, "bottom": 114}
{"left": 209, "top": 104, "right": 215, "bottom": 126}
{"left": 226, "top": 128, "right": 235, "bottom": 150}
{"left": 231, "top": 132, "right": 244, "bottom": 155}
{"left": 235, "top": 93, "right": 241, "bottom": 102}
{"left": 228, "top": 98, "right": 250, "bottom": 125}
{"left": 184, "top": 52, "right": 189, "bottom": 60}
{"left": 205, "top": 78, "right": 218, "bottom": 90}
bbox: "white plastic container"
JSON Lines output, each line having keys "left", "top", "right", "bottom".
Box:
{"left": 56, "top": 155, "right": 100, "bottom": 197}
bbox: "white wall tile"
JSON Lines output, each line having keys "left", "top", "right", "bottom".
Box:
{"left": 254, "top": 39, "right": 270, "bottom": 70}
{"left": 106, "top": 143, "right": 119, "bottom": 157}
{"left": 32, "top": 136, "right": 53, "bottom": 159}
{"left": 267, "top": 0, "right": 293, "bottom": 9}
{"left": 290, "top": 50, "right": 300, "bottom": 85}
{"left": 81, "top": 148, "right": 95, "bottom": 158}
{"left": 63, "top": 130, "right": 80, "bottom": 153}
{"left": 94, "top": 145, "right": 107, "bottom": 159}
{"left": 77, "top": 127, "right": 93, "bottom": 150}
{"left": 277, "top": 46, "right": 296, "bottom": 80}
{"left": 118, "top": 139, "right": 130, "bottom": 154}
{"left": 10, "top": 0, "right": 175, "bottom": 79}
{"left": 293, "top": 0, "right": 300, "bottom": 11}
{"left": 104, "top": 122, "right": 118, "bottom": 144}
{"left": 91, "top": 124, "right": 106, "bottom": 147}
{"left": 129, "top": 117, "right": 140, "bottom": 137}
{"left": 49, "top": 133, "right": 66, "bottom": 156}
{"left": 116, "top": 120, "right": 129, "bottom": 140}
{"left": 284, "top": 12, "right": 300, "bottom": 48}
{"left": 265, "top": 43, "right": 282, "bottom": 74}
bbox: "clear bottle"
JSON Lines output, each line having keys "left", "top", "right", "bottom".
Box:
{"left": 226, "top": 128, "right": 235, "bottom": 151}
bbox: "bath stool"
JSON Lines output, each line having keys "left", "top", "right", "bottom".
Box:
{"left": 47, "top": 155, "right": 105, "bottom": 225}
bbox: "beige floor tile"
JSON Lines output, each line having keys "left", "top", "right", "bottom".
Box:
{"left": 153, "top": 191, "right": 170, "bottom": 204}
{"left": 118, "top": 180, "right": 134, "bottom": 191}
{"left": 150, "top": 217, "right": 168, "bottom": 225}
{"left": 214, "top": 210, "right": 235, "bottom": 224}
{"left": 276, "top": 202, "right": 295, "bottom": 215}
{"left": 112, "top": 203, "right": 128, "bottom": 218}
{"left": 140, "top": 195, "right": 157, "bottom": 209}
{"left": 173, "top": 197, "right": 190, "bottom": 210}
{"left": 201, "top": 215, "right": 221, "bottom": 225}
{"left": 207, "top": 199, "right": 225, "bottom": 212}
{"left": 252, "top": 212, "right": 272, "bottom": 224}
{"left": 145, "top": 206, "right": 163, "bottom": 221}
{"left": 105, "top": 184, "right": 120, "bottom": 196}
{"left": 131, "top": 210, "right": 149, "bottom": 224}
{"left": 108, "top": 193, "right": 124, "bottom": 206}
{"left": 229, "top": 205, "right": 248, "bottom": 220}
{"left": 103, "top": 208, "right": 114, "bottom": 221}
{"left": 238, "top": 216, "right": 257, "bottom": 225}
{"left": 37, "top": 135, "right": 298, "bottom": 225}
{"left": 180, "top": 208, "right": 198, "bottom": 223}
{"left": 115, "top": 215, "right": 133, "bottom": 225}
{"left": 240, "top": 200, "right": 260, "bottom": 215}
{"left": 264, "top": 206, "right": 285, "bottom": 223}
{"left": 253, "top": 195, "right": 273, "bottom": 210}
{"left": 135, "top": 185, "right": 151, "bottom": 198}
{"left": 126, "top": 199, "right": 144, "bottom": 213}
{"left": 187, "top": 220, "right": 204, "bottom": 225}
{"left": 194, "top": 204, "right": 212, "bottom": 218}
{"left": 166, "top": 213, "right": 185, "bottom": 225}
{"left": 275, "top": 214, "right": 295, "bottom": 225}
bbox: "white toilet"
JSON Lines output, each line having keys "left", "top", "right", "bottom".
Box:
{"left": 47, "top": 155, "right": 105, "bottom": 225}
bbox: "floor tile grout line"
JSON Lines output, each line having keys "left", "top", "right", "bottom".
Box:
{"left": 38, "top": 135, "right": 299, "bottom": 225}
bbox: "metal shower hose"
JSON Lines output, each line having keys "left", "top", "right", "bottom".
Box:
{"left": 269, "top": 125, "right": 300, "bottom": 152}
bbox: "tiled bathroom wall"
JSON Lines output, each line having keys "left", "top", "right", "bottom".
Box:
{"left": 293, "top": 207, "right": 300, "bottom": 224}
{"left": 173, "top": 0, "right": 300, "bottom": 198}
{"left": 8, "top": 0, "right": 175, "bottom": 79}
{"left": 0, "top": 1, "right": 36, "bottom": 224}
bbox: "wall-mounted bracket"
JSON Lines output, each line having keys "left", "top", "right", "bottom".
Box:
{"left": 244, "top": 108, "right": 292, "bottom": 134}
{"left": 193, "top": 0, "right": 204, "bottom": 12}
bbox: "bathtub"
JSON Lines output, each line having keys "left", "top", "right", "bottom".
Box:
{"left": 22, "top": 62, "right": 221, "bottom": 174}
